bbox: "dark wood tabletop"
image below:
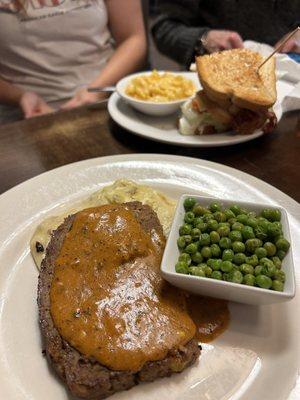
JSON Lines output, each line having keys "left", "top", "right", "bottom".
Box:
{"left": 0, "top": 102, "right": 299, "bottom": 202}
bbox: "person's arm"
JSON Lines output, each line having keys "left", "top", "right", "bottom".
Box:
{"left": 61, "top": 0, "right": 147, "bottom": 109}
{"left": 152, "top": 1, "right": 243, "bottom": 67}
{"left": 0, "top": 78, "right": 53, "bottom": 117}
{"left": 152, "top": 1, "right": 206, "bottom": 68}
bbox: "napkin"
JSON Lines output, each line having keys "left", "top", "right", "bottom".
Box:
{"left": 244, "top": 40, "right": 300, "bottom": 84}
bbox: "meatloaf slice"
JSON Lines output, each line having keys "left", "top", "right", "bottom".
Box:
{"left": 37, "top": 201, "right": 200, "bottom": 399}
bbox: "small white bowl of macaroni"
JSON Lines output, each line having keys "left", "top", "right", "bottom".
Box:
{"left": 116, "top": 70, "right": 198, "bottom": 116}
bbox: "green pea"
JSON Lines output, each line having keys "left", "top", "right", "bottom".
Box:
{"left": 219, "top": 237, "right": 232, "bottom": 249}
{"left": 276, "top": 250, "right": 286, "bottom": 260}
{"left": 203, "top": 213, "right": 215, "bottom": 223}
{"left": 243, "top": 274, "right": 256, "bottom": 286}
{"left": 263, "top": 242, "right": 276, "bottom": 257}
{"left": 232, "top": 222, "right": 244, "bottom": 232}
{"left": 232, "top": 241, "right": 245, "bottom": 253}
{"left": 218, "top": 225, "right": 230, "bottom": 237}
{"left": 239, "top": 263, "right": 254, "bottom": 275}
{"left": 261, "top": 208, "right": 281, "bottom": 222}
{"left": 177, "top": 236, "right": 186, "bottom": 249}
{"left": 254, "top": 226, "right": 268, "bottom": 241}
{"left": 193, "top": 205, "right": 209, "bottom": 216}
{"left": 230, "top": 204, "right": 242, "bottom": 216}
{"left": 184, "top": 197, "right": 196, "bottom": 211}
{"left": 233, "top": 252, "right": 246, "bottom": 265}
{"left": 179, "top": 223, "right": 192, "bottom": 235}
{"left": 224, "top": 209, "right": 235, "bottom": 220}
{"left": 207, "top": 259, "right": 214, "bottom": 267}
{"left": 205, "top": 266, "right": 213, "bottom": 277}
{"left": 245, "top": 238, "right": 263, "bottom": 253}
{"left": 255, "top": 275, "right": 272, "bottom": 289}
{"left": 228, "top": 217, "right": 237, "bottom": 225}
{"left": 210, "top": 244, "right": 221, "bottom": 258}
{"left": 210, "top": 231, "right": 220, "bottom": 244}
{"left": 184, "top": 211, "right": 195, "bottom": 224}
{"left": 199, "top": 233, "right": 210, "bottom": 246}
{"left": 247, "top": 217, "right": 258, "bottom": 229}
{"left": 193, "top": 217, "right": 203, "bottom": 227}
{"left": 211, "top": 271, "right": 222, "bottom": 280}
{"left": 241, "top": 225, "right": 255, "bottom": 240}
{"left": 273, "top": 269, "right": 286, "bottom": 283}
{"left": 198, "top": 263, "right": 208, "bottom": 269}
{"left": 178, "top": 253, "right": 191, "bottom": 265}
{"left": 229, "top": 230, "right": 243, "bottom": 242}
{"left": 255, "top": 247, "right": 268, "bottom": 259}
{"left": 272, "top": 280, "right": 284, "bottom": 291}
{"left": 191, "top": 251, "right": 203, "bottom": 263}
{"left": 218, "top": 222, "right": 230, "bottom": 228}
{"left": 209, "top": 202, "right": 221, "bottom": 212}
{"left": 267, "top": 222, "right": 282, "bottom": 238}
{"left": 222, "top": 249, "right": 234, "bottom": 261}
{"left": 237, "top": 214, "right": 248, "bottom": 224}
{"left": 214, "top": 211, "right": 227, "bottom": 222}
{"left": 207, "top": 219, "right": 219, "bottom": 232}
{"left": 175, "top": 261, "right": 189, "bottom": 274}
{"left": 273, "top": 221, "right": 282, "bottom": 229}
{"left": 196, "top": 222, "right": 208, "bottom": 232}
{"left": 191, "top": 228, "right": 201, "bottom": 239}
{"left": 272, "top": 256, "right": 282, "bottom": 269}
{"left": 210, "top": 259, "right": 222, "bottom": 271}
{"left": 185, "top": 243, "right": 198, "bottom": 254}
{"left": 221, "top": 260, "right": 233, "bottom": 272}
{"left": 248, "top": 211, "right": 257, "bottom": 218}
{"left": 201, "top": 246, "right": 212, "bottom": 259}
{"left": 189, "top": 266, "right": 206, "bottom": 277}
{"left": 260, "top": 257, "right": 274, "bottom": 268}
{"left": 275, "top": 238, "right": 290, "bottom": 252}
{"left": 254, "top": 265, "right": 263, "bottom": 276}
{"left": 245, "top": 255, "right": 259, "bottom": 267}
{"left": 183, "top": 235, "right": 192, "bottom": 245}
{"left": 228, "top": 270, "right": 243, "bottom": 284}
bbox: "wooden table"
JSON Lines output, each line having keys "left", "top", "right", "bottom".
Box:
{"left": 0, "top": 103, "right": 299, "bottom": 202}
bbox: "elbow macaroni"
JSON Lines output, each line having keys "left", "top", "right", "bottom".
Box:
{"left": 125, "top": 70, "right": 195, "bottom": 102}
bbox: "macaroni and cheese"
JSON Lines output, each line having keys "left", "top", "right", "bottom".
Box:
{"left": 125, "top": 70, "right": 195, "bottom": 102}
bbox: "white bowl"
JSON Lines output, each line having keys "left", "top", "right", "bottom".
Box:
{"left": 116, "top": 71, "right": 199, "bottom": 117}
{"left": 161, "top": 195, "right": 296, "bottom": 305}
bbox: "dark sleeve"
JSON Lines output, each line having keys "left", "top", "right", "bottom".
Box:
{"left": 151, "top": 1, "right": 209, "bottom": 68}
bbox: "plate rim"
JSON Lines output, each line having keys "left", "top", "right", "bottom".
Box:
{"left": 0, "top": 153, "right": 298, "bottom": 210}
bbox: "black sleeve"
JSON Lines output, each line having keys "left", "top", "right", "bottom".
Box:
{"left": 151, "top": 1, "right": 209, "bottom": 68}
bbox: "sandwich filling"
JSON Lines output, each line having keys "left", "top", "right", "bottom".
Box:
{"left": 179, "top": 90, "right": 277, "bottom": 136}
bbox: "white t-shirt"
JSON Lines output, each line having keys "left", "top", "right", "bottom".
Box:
{"left": 0, "top": 0, "right": 114, "bottom": 101}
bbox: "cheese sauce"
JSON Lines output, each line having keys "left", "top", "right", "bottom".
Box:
{"left": 50, "top": 204, "right": 196, "bottom": 372}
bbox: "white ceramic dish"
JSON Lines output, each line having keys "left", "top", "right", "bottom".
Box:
{"left": 0, "top": 154, "right": 300, "bottom": 400}
{"left": 116, "top": 71, "right": 199, "bottom": 116}
{"left": 161, "top": 194, "right": 295, "bottom": 305}
{"left": 108, "top": 79, "right": 295, "bottom": 147}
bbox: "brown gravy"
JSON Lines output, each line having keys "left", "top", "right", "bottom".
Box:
{"left": 187, "top": 296, "right": 229, "bottom": 342}
{"left": 50, "top": 205, "right": 196, "bottom": 372}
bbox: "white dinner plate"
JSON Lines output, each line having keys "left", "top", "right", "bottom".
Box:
{"left": 108, "top": 73, "right": 285, "bottom": 147}
{"left": 0, "top": 154, "right": 299, "bottom": 400}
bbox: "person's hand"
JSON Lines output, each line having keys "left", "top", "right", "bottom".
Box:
{"left": 60, "top": 87, "right": 105, "bottom": 110}
{"left": 202, "top": 30, "right": 244, "bottom": 53}
{"left": 20, "top": 91, "right": 53, "bottom": 118}
{"left": 275, "top": 30, "right": 300, "bottom": 54}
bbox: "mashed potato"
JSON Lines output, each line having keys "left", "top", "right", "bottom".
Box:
{"left": 125, "top": 70, "right": 195, "bottom": 102}
{"left": 30, "top": 179, "right": 176, "bottom": 269}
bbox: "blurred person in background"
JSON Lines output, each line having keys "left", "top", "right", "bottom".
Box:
{"left": 152, "top": 0, "right": 300, "bottom": 68}
{"left": 0, "top": 0, "right": 146, "bottom": 122}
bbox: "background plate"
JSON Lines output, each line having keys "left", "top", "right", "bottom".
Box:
{"left": 108, "top": 73, "right": 284, "bottom": 147}
{"left": 0, "top": 154, "right": 299, "bottom": 400}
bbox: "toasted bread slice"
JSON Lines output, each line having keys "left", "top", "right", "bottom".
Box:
{"left": 196, "top": 49, "right": 277, "bottom": 112}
